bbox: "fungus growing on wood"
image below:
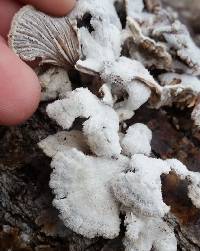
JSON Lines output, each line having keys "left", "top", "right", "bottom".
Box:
{"left": 9, "top": 0, "right": 200, "bottom": 250}
{"left": 50, "top": 149, "right": 128, "bottom": 238}
{"left": 121, "top": 123, "right": 152, "bottom": 156}
{"left": 46, "top": 88, "right": 121, "bottom": 158}
{"left": 9, "top": 6, "right": 79, "bottom": 67}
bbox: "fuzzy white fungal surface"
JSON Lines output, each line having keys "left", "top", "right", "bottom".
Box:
{"left": 9, "top": 0, "right": 200, "bottom": 250}
{"left": 50, "top": 148, "right": 128, "bottom": 239}
{"left": 38, "top": 130, "right": 89, "bottom": 158}
{"left": 192, "top": 102, "right": 200, "bottom": 127}
{"left": 124, "top": 213, "right": 177, "bottom": 251}
{"left": 37, "top": 67, "right": 72, "bottom": 101}
{"left": 121, "top": 123, "right": 152, "bottom": 156}
{"left": 46, "top": 88, "right": 121, "bottom": 158}
{"left": 112, "top": 154, "right": 170, "bottom": 217}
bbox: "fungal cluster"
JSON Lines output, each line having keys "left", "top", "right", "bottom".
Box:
{"left": 9, "top": 0, "right": 200, "bottom": 250}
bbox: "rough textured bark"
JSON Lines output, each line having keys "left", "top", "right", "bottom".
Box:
{"left": 1, "top": 1, "right": 200, "bottom": 250}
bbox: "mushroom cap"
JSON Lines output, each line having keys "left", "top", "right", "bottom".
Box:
{"left": 112, "top": 154, "right": 171, "bottom": 217}
{"left": 47, "top": 88, "right": 121, "bottom": 158}
{"left": 121, "top": 123, "right": 152, "bottom": 156}
{"left": 50, "top": 149, "right": 128, "bottom": 238}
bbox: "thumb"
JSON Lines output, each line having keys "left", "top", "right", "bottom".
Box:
{"left": 18, "top": 0, "right": 76, "bottom": 16}
{"left": 0, "top": 38, "right": 41, "bottom": 125}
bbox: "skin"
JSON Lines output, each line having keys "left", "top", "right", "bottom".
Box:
{"left": 0, "top": 0, "right": 75, "bottom": 125}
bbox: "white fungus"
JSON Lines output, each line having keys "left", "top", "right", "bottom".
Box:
{"left": 124, "top": 212, "right": 177, "bottom": 251}
{"left": 46, "top": 88, "right": 121, "bottom": 158}
{"left": 121, "top": 123, "right": 152, "bottom": 156}
{"left": 37, "top": 67, "right": 72, "bottom": 101}
{"left": 50, "top": 148, "right": 128, "bottom": 239}
{"left": 38, "top": 130, "right": 89, "bottom": 158}
{"left": 112, "top": 154, "right": 170, "bottom": 217}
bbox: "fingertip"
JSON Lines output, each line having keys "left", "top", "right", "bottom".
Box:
{"left": 0, "top": 41, "right": 41, "bottom": 126}
{"left": 19, "top": 0, "right": 76, "bottom": 16}
{"left": 57, "top": 0, "right": 76, "bottom": 16}
{"left": 0, "top": 0, "right": 21, "bottom": 39}
{"left": 51, "top": 0, "right": 76, "bottom": 16}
